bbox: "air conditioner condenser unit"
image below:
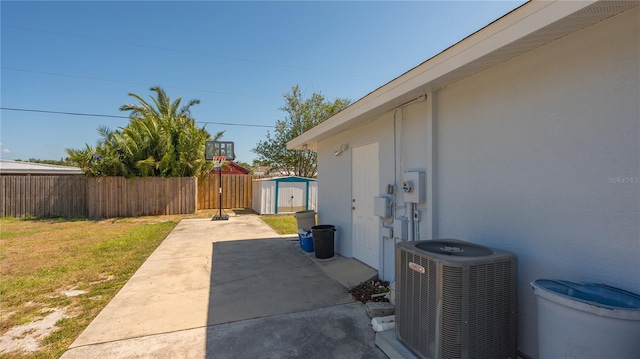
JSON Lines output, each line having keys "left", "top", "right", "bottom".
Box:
{"left": 396, "top": 239, "right": 517, "bottom": 359}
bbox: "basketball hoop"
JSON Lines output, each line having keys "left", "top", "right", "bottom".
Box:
{"left": 212, "top": 155, "right": 226, "bottom": 170}
{"left": 205, "top": 141, "right": 234, "bottom": 221}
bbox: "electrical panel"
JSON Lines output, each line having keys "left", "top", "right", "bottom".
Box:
{"left": 374, "top": 196, "right": 392, "bottom": 218}
{"left": 402, "top": 171, "right": 425, "bottom": 203}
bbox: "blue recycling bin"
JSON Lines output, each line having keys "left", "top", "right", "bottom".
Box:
{"left": 298, "top": 231, "right": 314, "bottom": 252}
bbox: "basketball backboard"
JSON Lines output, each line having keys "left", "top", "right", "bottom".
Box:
{"left": 205, "top": 141, "right": 235, "bottom": 161}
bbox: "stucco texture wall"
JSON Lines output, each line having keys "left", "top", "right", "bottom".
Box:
{"left": 316, "top": 100, "right": 429, "bottom": 280}
{"left": 434, "top": 7, "right": 639, "bottom": 358}
{"left": 316, "top": 114, "right": 393, "bottom": 259}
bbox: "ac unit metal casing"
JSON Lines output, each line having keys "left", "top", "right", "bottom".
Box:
{"left": 396, "top": 239, "right": 517, "bottom": 359}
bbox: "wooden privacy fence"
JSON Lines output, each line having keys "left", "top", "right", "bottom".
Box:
{"left": 0, "top": 175, "right": 87, "bottom": 218}
{"left": 1, "top": 174, "right": 252, "bottom": 218}
{"left": 87, "top": 177, "right": 197, "bottom": 218}
{"left": 197, "top": 173, "right": 252, "bottom": 210}
{"left": 1, "top": 175, "right": 197, "bottom": 218}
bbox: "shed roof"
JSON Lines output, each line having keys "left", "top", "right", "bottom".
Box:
{"left": 256, "top": 176, "right": 316, "bottom": 182}
{"left": 0, "top": 160, "right": 83, "bottom": 175}
{"left": 217, "top": 161, "right": 251, "bottom": 175}
{"left": 288, "top": 0, "right": 639, "bottom": 150}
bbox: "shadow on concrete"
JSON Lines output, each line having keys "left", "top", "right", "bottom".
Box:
{"left": 205, "top": 238, "right": 386, "bottom": 358}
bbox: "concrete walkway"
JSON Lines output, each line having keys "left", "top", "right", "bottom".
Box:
{"left": 61, "top": 215, "right": 386, "bottom": 359}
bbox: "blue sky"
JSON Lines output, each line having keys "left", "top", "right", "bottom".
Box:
{"left": 1, "top": 1, "right": 525, "bottom": 164}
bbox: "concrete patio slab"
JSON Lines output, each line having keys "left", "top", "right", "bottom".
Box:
{"left": 207, "top": 238, "right": 354, "bottom": 325}
{"left": 68, "top": 216, "right": 285, "bottom": 347}
{"left": 306, "top": 251, "right": 378, "bottom": 289}
{"left": 61, "top": 215, "right": 387, "bottom": 359}
{"left": 206, "top": 301, "right": 387, "bottom": 359}
{"left": 59, "top": 302, "right": 386, "bottom": 359}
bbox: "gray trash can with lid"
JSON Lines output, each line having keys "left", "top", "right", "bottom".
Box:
{"left": 531, "top": 279, "right": 640, "bottom": 359}
{"left": 294, "top": 210, "right": 316, "bottom": 231}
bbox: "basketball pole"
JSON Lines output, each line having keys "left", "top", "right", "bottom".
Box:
{"left": 212, "top": 156, "right": 229, "bottom": 221}
{"left": 205, "top": 140, "right": 233, "bottom": 221}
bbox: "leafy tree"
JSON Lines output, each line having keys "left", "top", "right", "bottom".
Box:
{"left": 67, "top": 87, "right": 223, "bottom": 177}
{"left": 252, "top": 85, "right": 351, "bottom": 178}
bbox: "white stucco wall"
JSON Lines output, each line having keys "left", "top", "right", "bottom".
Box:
{"left": 314, "top": 6, "right": 638, "bottom": 359}
{"left": 434, "top": 7, "right": 639, "bottom": 357}
{"left": 316, "top": 115, "right": 391, "bottom": 259}
{"left": 316, "top": 100, "right": 430, "bottom": 277}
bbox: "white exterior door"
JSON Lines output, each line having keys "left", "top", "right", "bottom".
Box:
{"left": 352, "top": 142, "right": 379, "bottom": 269}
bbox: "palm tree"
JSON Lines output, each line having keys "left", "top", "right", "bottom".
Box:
{"left": 117, "top": 86, "right": 224, "bottom": 177}
{"left": 67, "top": 87, "right": 223, "bottom": 177}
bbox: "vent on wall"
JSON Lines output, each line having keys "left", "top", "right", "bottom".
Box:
{"left": 396, "top": 239, "right": 518, "bottom": 359}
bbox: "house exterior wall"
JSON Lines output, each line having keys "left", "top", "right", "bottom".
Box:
{"left": 435, "top": 9, "right": 638, "bottom": 356}
{"left": 316, "top": 6, "right": 638, "bottom": 358}
{"left": 316, "top": 100, "right": 429, "bottom": 275}
{"left": 317, "top": 115, "right": 391, "bottom": 259}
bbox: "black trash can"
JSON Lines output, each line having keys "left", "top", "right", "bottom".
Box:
{"left": 311, "top": 225, "right": 335, "bottom": 259}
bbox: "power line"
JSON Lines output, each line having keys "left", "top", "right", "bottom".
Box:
{"left": 1, "top": 67, "right": 281, "bottom": 101}
{"left": 1, "top": 107, "right": 127, "bottom": 119}
{"left": 0, "top": 107, "right": 276, "bottom": 128}
{"left": 2, "top": 24, "right": 382, "bottom": 80}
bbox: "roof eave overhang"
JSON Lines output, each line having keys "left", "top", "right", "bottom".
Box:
{"left": 0, "top": 169, "right": 84, "bottom": 175}
{"left": 288, "top": 0, "right": 638, "bottom": 150}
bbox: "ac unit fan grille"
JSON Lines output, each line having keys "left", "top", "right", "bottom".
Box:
{"left": 396, "top": 241, "right": 517, "bottom": 359}
{"left": 397, "top": 250, "right": 438, "bottom": 358}
{"left": 468, "top": 262, "right": 515, "bottom": 358}
{"left": 442, "top": 266, "right": 463, "bottom": 359}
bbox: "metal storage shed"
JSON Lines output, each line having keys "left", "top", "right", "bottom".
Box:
{"left": 252, "top": 176, "right": 317, "bottom": 214}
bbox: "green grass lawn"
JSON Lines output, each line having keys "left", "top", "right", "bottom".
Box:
{"left": 0, "top": 216, "right": 178, "bottom": 359}
{"left": 0, "top": 210, "right": 302, "bottom": 357}
{"left": 259, "top": 214, "right": 298, "bottom": 235}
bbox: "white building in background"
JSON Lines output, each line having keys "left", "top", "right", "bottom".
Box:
{"left": 0, "top": 159, "right": 83, "bottom": 175}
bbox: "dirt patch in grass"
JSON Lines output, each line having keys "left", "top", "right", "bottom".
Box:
{"left": 0, "top": 308, "right": 70, "bottom": 354}
{"left": 0, "top": 216, "right": 178, "bottom": 358}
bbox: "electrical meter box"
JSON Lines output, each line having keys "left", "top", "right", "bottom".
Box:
{"left": 402, "top": 171, "right": 425, "bottom": 203}
{"left": 374, "top": 196, "right": 392, "bottom": 218}
{"left": 394, "top": 217, "right": 408, "bottom": 241}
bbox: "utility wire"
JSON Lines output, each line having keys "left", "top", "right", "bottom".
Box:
{"left": 1, "top": 67, "right": 280, "bottom": 101}
{"left": 3, "top": 24, "right": 382, "bottom": 80}
{"left": 0, "top": 107, "right": 276, "bottom": 128}
{"left": 1, "top": 107, "right": 127, "bottom": 119}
